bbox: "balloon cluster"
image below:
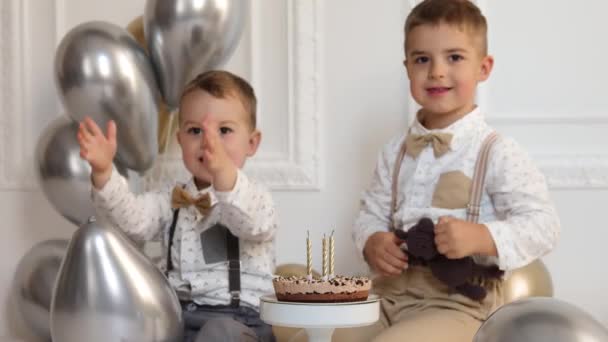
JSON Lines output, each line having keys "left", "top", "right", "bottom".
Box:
{"left": 20, "top": 1, "right": 250, "bottom": 341}
{"left": 35, "top": 0, "right": 249, "bottom": 227}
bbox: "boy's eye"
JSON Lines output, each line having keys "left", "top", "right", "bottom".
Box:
{"left": 187, "top": 127, "right": 202, "bottom": 135}
{"left": 449, "top": 54, "right": 464, "bottom": 62}
{"left": 219, "top": 127, "right": 233, "bottom": 135}
{"left": 414, "top": 56, "right": 429, "bottom": 64}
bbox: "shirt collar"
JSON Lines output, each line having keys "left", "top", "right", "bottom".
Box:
{"left": 409, "top": 106, "right": 484, "bottom": 151}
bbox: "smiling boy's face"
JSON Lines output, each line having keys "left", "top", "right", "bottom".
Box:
{"left": 404, "top": 22, "right": 493, "bottom": 128}
{"left": 177, "top": 89, "right": 260, "bottom": 186}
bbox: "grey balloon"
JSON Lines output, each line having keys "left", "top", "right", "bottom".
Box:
{"left": 474, "top": 297, "right": 608, "bottom": 342}
{"left": 51, "top": 218, "right": 183, "bottom": 342}
{"left": 55, "top": 21, "right": 159, "bottom": 172}
{"left": 14, "top": 239, "right": 69, "bottom": 341}
{"left": 144, "top": 0, "right": 249, "bottom": 109}
{"left": 35, "top": 116, "right": 128, "bottom": 226}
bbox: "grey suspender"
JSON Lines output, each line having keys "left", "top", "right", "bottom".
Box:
{"left": 166, "top": 197, "right": 241, "bottom": 308}
{"left": 389, "top": 131, "right": 499, "bottom": 229}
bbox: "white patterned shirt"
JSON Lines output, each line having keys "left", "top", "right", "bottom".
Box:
{"left": 92, "top": 168, "right": 277, "bottom": 309}
{"left": 353, "top": 107, "right": 560, "bottom": 271}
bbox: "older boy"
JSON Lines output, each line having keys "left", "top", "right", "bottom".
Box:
{"left": 351, "top": 1, "right": 560, "bottom": 341}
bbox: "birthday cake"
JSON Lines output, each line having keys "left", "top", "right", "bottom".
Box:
{"left": 272, "top": 275, "right": 371, "bottom": 303}
{"left": 272, "top": 231, "right": 371, "bottom": 303}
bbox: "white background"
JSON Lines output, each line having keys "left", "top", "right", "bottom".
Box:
{"left": 1, "top": 0, "right": 607, "bottom": 339}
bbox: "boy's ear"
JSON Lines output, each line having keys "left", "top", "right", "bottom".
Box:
{"left": 478, "top": 55, "right": 494, "bottom": 82}
{"left": 176, "top": 127, "right": 182, "bottom": 146}
{"left": 403, "top": 58, "right": 414, "bottom": 78}
{"left": 247, "top": 129, "right": 262, "bottom": 157}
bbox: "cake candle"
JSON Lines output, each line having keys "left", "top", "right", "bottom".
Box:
{"left": 329, "top": 230, "right": 335, "bottom": 278}
{"left": 322, "top": 234, "right": 328, "bottom": 279}
{"left": 306, "top": 231, "right": 312, "bottom": 280}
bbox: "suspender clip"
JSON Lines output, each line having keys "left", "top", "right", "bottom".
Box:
{"left": 230, "top": 290, "right": 240, "bottom": 307}
{"left": 467, "top": 203, "right": 481, "bottom": 216}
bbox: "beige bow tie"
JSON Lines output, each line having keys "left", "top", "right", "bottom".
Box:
{"left": 405, "top": 132, "right": 453, "bottom": 158}
{"left": 171, "top": 186, "right": 212, "bottom": 215}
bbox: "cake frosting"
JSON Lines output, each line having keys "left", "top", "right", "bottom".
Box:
{"left": 272, "top": 275, "right": 371, "bottom": 303}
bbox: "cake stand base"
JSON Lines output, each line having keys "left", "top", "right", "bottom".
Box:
{"left": 303, "top": 328, "right": 334, "bottom": 342}
{"left": 260, "top": 295, "right": 380, "bottom": 342}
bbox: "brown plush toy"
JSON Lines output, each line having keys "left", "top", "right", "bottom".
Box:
{"left": 394, "top": 217, "right": 504, "bottom": 301}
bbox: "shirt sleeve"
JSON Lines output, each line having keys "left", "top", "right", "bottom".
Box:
{"left": 213, "top": 170, "right": 278, "bottom": 242}
{"left": 91, "top": 167, "right": 174, "bottom": 241}
{"left": 352, "top": 143, "right": 395, "bottom": 259}
{"left": 483, "top": 137, "right": 560, "bottom": 271}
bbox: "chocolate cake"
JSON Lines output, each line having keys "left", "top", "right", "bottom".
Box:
{"left": 272, "top": 275, "right": 371, "bottom": 303}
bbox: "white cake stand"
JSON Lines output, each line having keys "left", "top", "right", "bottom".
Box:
{"left": 260, "top": 294, "right": 380, "bottom": 342}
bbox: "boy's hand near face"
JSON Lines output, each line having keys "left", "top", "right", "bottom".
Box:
{"left": 434, "top": 216, "right": 498, "bottom": 259}
{"left": 201, "top": 117, "right": 237, "bottom": 191}
{"left": 363, "top": 232, "right": 409, "bottom": 277}
{"left": 77, "top": 117, "right": 117, "bottom": 189}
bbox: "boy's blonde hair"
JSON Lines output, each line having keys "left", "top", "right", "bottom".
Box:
{"left": 404, "top": 0, "right": 488, "bottom": 55}
{"left": 180, "top": 70, "right": 257, "bottom": 130}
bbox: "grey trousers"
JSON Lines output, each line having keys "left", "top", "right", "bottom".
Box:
{"left": 182, "top": 302, "right": 276, "bottom": 342}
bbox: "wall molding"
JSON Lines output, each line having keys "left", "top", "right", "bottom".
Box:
{"left": 485, "top": 112, "right": 608, "bottom": 189}
{"left": 486, "top": 112, "right": 608, "bottom": 126}
{"left": 536, "top": 155, "right": 608, "bottom": 189}
{"left": 143, "top": 0, "right": 324, "bottom": 191}
{"left": 0, "top": 0, "right": 30, "bottom": 190}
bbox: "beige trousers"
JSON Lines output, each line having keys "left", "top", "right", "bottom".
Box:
{"left": 333, "top": 266, "right": 504, "bottom": 342}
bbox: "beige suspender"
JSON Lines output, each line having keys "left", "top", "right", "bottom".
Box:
{"left": 390, "top": 138, "right": 409, "bottom": 231}
{"left": 466, "top": 132, "right": 499, "bottom": 223}
{"left": 389, "top": 131, "right": 499, "bottom": 230}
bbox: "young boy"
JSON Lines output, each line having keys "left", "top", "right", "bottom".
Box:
{"left": 351, "top": 1, "right": 560, "bottom": 341}
{"left": 77, "top": 70, "right": 277, "bottom": 342}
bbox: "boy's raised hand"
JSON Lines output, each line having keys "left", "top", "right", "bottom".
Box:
{"left": 201, "top": 117, "right": 237, "bottom": 191}
{"left": 363, "top": 231, "right": 408, "bottom": 277}
{"left": 77, "top": 117, "right": 117, "bottom": 189}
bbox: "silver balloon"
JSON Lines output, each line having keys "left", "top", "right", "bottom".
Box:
{"left": 35, "top": 116, "right": 128, "bottom": 226}
{"left": 14, "top": 239, "right": 69, "bottom": 341}
{"left": 55, "top": 21, "right": 160, "bottom": 172}
{"left": 144, "top": 0, "right": 249, "bottom": 109}
{"left": 51, "top": 217, "right": 183, "bottom": 342}
{"left": 474, "top": 297, "right": 608, "bottom": 342}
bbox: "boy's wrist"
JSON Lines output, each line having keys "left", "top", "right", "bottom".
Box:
{"left": 212, "top": 165, "right": 238, "bottom": 192}
{"left": 474, "top": 223, "right": 498, "bottom": 257}
{"left": 91, "top": 166, "right": 113, "bottom": 190}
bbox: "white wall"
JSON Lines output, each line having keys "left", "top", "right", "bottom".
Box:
{"left": 1, "top": 0, "right": 607, "bottom": 339}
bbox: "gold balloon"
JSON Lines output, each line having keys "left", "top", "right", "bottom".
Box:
{"left": 503, "top": 259, "right": 554, "bottom": 303}
{"left": 126, "top": 16, "right": 146, "bottom": 52}
{"left": 126, "top": 16, "right": 178, "bottom": 154}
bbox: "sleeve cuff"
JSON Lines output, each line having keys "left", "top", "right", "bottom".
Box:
{"left": 484, "top": 221, "right": 512, "bottom": 270}
{"left": 91, "top": 166, "right": 128, "bottom": 203}
{"left": 354, "top": 227, "right": 385, "bottom": 261}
